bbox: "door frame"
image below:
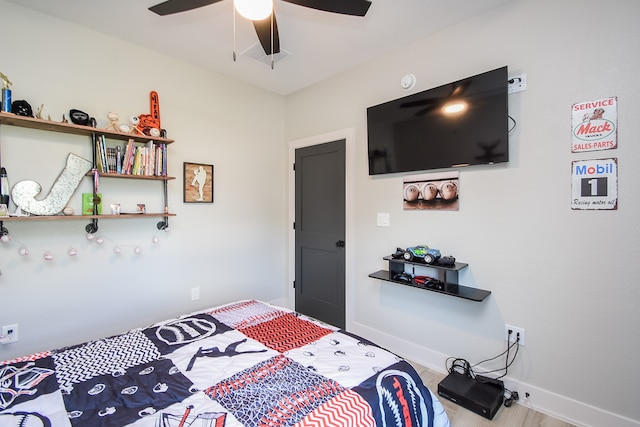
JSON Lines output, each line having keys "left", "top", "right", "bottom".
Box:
{"left": 287, "top": 128, "right": 355, "bottom": 330}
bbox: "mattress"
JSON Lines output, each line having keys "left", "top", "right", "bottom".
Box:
{"left": 0, "top": 299, "right": 450, "bottom": 426}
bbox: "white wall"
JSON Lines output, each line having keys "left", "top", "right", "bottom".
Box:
{"left": 285, "top": 0, "right": 640, "bottom": 425}
{"left": 0, "top": 1, "right": 287, "bottom": 360}
{"left": 3, "top": 0, "right": 640, "bottom": 425}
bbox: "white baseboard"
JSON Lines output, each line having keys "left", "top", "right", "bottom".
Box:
{"left": 267, "top": 297, "right": 290, "bottom": 309}
{"left": 349, "top": 321, "right": 640, "bottom": 427}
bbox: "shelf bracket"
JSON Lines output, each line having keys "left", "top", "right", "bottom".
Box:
{"left": 157, "top": 217, "right": 169, "bottom": 231}
{"left": 0, "top": 222, "right": 8, "bottom": 237}
{"left": 157, "top": 179, "right": 170, "bottom": 231}
{"left": 85, "top": 219, "right": 98, "bottom": 234}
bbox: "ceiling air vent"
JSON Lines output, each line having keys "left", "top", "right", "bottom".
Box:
{"left": 241, "top": 42, "right": 291, "bottom": 66}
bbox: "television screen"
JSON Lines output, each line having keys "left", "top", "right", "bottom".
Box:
{"left": 367, "top": 66, "right": 509, "bottom": 175}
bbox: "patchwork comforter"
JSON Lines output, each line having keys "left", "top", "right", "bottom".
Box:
{"left": 1, "top": 300, "right": 450, "bottom": 427}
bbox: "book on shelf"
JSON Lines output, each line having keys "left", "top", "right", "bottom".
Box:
{"left": 95, "top": 137, "right": 105, "bottom": 173}
{"left": 107, "top": 147, "right": 117, "bottom": 172}
{"left": 100, "top": 135, "right": 109, "bottom": 173}
{"left": 155, "top": 144, "right": 165, "bottom": 176}
{"left": 116, "top": 145, "right": 122, "bottom": 174}
{"left": 132, "top": 146, "right": 142, "bottom": 175}
{"left": 122, "top": 139, "right": 136, "bottom": 175}
{"left": 97, "top": 138, "right": 167, "bottom": 177}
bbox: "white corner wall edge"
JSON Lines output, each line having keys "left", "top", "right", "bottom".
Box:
{"left": 349, "top": 321, "right": 640, "bottom": 427}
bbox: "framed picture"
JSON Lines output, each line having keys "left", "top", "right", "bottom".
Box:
{"left": 184, "top": 162, "right": 214, "bottom": 203}
{"left": 402, "top": 171, "right": 459, "bottom": 211}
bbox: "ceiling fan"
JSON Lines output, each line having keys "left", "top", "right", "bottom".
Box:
{"left": 148, "top": 0, "right": 372, "bottom": 58}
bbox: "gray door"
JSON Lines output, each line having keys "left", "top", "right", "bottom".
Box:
{"left": 294, "top": 140, "right": 346, "bottom": 329}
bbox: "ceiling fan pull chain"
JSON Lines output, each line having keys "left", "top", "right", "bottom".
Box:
{"left": 270, "top": 5, "right": 274, "bottom": 69}
{"left": 233, "top": 1, "right": 237, "bottom": 61}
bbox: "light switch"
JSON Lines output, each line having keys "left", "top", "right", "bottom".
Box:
{"left": 377, "top": 212, "right": 390, "bottom": 227}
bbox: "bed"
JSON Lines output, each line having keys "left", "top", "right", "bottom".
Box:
{"left": 1, "top": 299, "right": 450, "bottom": 427}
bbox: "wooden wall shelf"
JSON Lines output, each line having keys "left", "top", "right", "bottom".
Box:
{"left": 91, "top": 172, "right": 176, "bottom": 181}
{"left": 0, "top": 213, "right": 175, "bottom": 222}
{"left": 0, "top": 111, "right": 176, "bottom": 234}
{"left": 0, "top": 111, "right": 174, "bottom": 144}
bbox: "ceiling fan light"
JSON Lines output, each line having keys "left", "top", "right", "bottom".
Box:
{"left": 442, "top": 101, "right": 467, "bottom": 115}
{"left": 234, "top": 0, "right": 273, "bottom": 20}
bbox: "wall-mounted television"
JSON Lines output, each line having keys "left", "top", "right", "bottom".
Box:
{"left": 367, "top": 66, "right": 509, "bottom": 175}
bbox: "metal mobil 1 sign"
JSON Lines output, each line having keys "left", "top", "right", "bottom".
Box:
{"left": 571, "top": 97, "right": 617, "bottom": 153}
{"left": 571, "top": 158, "right": 618, "bottom": 210}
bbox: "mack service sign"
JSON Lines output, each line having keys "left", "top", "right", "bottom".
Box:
{"left": 571, "top": 97, "right": 617, "bottom": 153}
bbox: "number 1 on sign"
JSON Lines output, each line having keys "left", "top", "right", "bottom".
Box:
{"left": 581, "top": 177, "right": 607, "bottom": 197}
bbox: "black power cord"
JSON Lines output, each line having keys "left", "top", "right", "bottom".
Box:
{"left": 445, "top": 330, "right": 521, "bottom": 408}
{"left": 473, "top": 330, "right": 520, "bottom": 379}
{"left": 508, "top": 115, "right": 517, "bottom": 133}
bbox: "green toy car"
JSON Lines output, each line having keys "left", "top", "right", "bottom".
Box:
{"left": 402, "top": 245, "right": 442, "bottom": 265}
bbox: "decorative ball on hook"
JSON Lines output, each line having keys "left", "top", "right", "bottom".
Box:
{"left": 18, "top": 247, "right": 29, "bottom": 256}
{"left": 134, "top": 246, "right": 141, "bottom": 255}
{"left": 152, "top": 236, "right": 159, "bottom": 244}
{"left": 0, "top": 234, "right": 10, "bottom": 243}
{"left": 95, "top": 237, "right": 104, "bottom": 245}
{"left": 113, "top": 246, "right": 122, "bottom": 255}
{"left": 44, "top": 252, "right": 54, "bottom": 261}
{"left": 68, "top": 248, "right": 78, "bottom": 257}
{"left": 86, "top": 233, "right": 95, "bottom": 240}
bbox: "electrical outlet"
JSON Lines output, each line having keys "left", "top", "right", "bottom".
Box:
{"left": 508, "top": 73, "right": 527, "bottom": 94}
{"left": 1, "top": 324, "right": 19, "bottom": 344}
{"left": 191, "top": 287, "right": 200, "bottom": 301}
{"left": 505, "top": 324, "right": 525, "bottom": 346}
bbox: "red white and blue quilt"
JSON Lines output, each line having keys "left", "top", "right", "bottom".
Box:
{"left": 0, "top": 300, "right": 450, "bottom": 427}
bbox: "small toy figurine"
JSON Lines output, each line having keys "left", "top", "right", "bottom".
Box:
{"left": 104, "top": 112, "right": 121, "bottom": 132}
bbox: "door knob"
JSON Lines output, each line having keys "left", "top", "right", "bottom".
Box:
{"left": 336, "top": 240, "right": 345, "bottom": 247}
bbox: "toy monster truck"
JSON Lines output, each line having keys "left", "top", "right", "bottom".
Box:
{"left": 402, "top": 245, "right": 442, "bottom": 265}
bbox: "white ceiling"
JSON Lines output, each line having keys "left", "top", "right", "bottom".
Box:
{"left": 8, "top": 0, "right": 512, "bottom": 95}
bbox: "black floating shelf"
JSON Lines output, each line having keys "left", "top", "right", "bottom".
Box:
{"left": 369, "top": 270, "right": 490, "bottom": 301}
{"left": 383, "top": 255, "right": 469, "bottom": 271}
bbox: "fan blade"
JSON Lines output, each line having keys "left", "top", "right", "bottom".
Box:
{"left": 400, "top": 98, "right": 439, "bottom": 109}
{"left": 451, "top": 80, "right": 471, "bottom": 96}
{"left": 149, "top": 0, "right": 222, "bottom": 16}
{"left": 253, "top": 13, "right": 280, "bottom": 55}
{"left": 414, "top": 104, "right": 439, "bottom": 117}
{"left": 283, "top": 0, "right": 371, "bottom": 16}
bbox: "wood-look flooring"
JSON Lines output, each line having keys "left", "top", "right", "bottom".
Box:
{"left": 410, "top": 361, "right": 577, "bottom": 427}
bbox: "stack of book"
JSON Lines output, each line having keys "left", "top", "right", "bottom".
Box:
{"left": 95, "top": 137, "right": 167, "bottom": 176}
